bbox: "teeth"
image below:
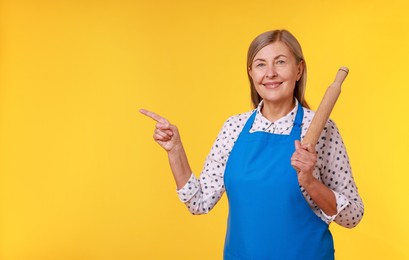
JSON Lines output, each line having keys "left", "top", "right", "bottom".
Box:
{"left": 264, "top": 83, "right": 280, "bottom": 88}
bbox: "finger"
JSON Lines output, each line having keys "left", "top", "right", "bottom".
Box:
{"left": 292, "top": 149, "right": 316, "bottom": 166}
{"left": 291, "top": 160, "right": 301, "bottom": 172}
{"left": 292, "top": 148, "right": 308, "bottom": 160}
{"left": 299, "top": 142, "right": 315, "bottom": 153}
{"left": 156, "top": 121, "right": 172, "bottom": 131}
{"left": 154, "top": 128, "right": 173, "bottom": 139}
{"left": 294, "top": 151, "right": 316, "bottom": 164}
{"left": 154, "top": 134, "right": 171, "bottom": 142}
{"left": 295, "top": 140, "right": 312, "bottom": 152}
{"left": 158, "top": 128, "right": 173, "bottom": 136}
{"left": 294, "top": 140, "right": 302, "bottom": 150}
{"left": 305, "top": 143, "right": 316, "bottom": 153}
{"left": 294, "top": 143, "right": 316, "bottom": 159}
{"left": 140, "top": 109, "right": 168, "bottom": 124}
{"left": 291, "top": 160, "right": 312, "bottom": 173}
{"left": 153, "top": 132, "right": 172, "bottom": 142}
{"left": 291, "top": 158, "right": 310, "bottom": 168}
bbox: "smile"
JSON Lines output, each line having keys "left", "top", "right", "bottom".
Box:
{"left": 263, "top": 82, "right": 282, "bottom": 89}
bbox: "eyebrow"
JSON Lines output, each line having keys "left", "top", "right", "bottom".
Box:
{"left": 253, "top": 54, "right": 288, "bottom": 63}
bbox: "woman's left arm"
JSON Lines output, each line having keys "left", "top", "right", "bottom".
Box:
{"left": 319, "top": 121, "right": 364, "bottom": 228}
{"left": 291, "top": 140, "right": 337, "bottom": 216}
{"left": 292, "top": 120, "right": 364, "bottom": 228}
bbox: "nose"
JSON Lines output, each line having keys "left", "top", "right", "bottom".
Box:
{"left": 265, "top": 64, "right": 277, "bottom": 78}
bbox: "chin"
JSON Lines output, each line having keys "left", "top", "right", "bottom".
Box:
{"left": 261, "top": 95, "right": 293, "bottom": 105}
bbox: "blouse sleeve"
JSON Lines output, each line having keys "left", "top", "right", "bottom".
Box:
{"left": 176, "top": 118, "right": 232, "bottom": 215}
{"left": 317, "top": 120, "right": 364, "bottom": 228}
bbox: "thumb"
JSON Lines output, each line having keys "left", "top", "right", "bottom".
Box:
{"left": 298, "top": 141, "right": 315, "bottom": 153}
{"left": 294, "top": 140, "right": 302, "bottom": 150}
{"left": 305, "top": 143, "right": 315, "bottom": 153}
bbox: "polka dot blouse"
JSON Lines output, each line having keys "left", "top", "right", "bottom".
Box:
{"left": 177, "top": 99, "right": 364, "bottom": 228}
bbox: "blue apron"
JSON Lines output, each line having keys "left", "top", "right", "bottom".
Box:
{"left": 224, "top": 104, "right": 334, "bottom": 260}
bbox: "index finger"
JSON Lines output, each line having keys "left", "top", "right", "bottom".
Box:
{"left": 139, "top": 109, "right": 168, "bottom": 123}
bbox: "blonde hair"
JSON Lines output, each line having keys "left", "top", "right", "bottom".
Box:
{"left": 247, "top": 30, "right": 309, "bottom": 109}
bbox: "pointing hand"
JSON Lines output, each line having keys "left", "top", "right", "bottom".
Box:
{"left": 140, "top": 109, "right": 181, "bottom": 152}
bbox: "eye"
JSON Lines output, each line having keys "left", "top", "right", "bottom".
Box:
{"left": 255, "top": 63, "right": 265, "bottom": 68}
{"left": 276, "top": 60, "right": 286, "bottom": 65}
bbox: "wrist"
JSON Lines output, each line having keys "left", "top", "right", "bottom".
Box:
{"left": 167, "top": 143, "right": 184, "bottom": 156}
{"left": 299, "top": 173, "right": 317, "bottom": 189}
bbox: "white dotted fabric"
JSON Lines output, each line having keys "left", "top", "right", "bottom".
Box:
{"left": 177, "top": 100, "right": 364, "bottom": 227}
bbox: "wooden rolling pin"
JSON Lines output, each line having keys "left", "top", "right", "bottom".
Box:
{"left": 301, "top": 67, "right": 349, "bottom": 146}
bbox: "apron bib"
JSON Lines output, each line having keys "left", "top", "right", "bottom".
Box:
{"left": 224, "top": 104, "right": 334, "bottom": 260}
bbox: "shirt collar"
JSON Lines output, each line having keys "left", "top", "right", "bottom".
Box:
{"left": 250, "top": 99, "right": 299, "bottom": 134}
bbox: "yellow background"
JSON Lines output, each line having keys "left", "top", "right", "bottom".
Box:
{"left": 1, "top": 0, "right": 408, "bottom": 259}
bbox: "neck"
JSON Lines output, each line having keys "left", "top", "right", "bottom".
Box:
{"left": 261, "top": 99, "right": 296, "bottom": 122}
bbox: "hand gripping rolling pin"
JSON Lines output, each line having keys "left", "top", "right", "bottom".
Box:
{"left": 301, "top": 67, "right": 349, "bottom": 147}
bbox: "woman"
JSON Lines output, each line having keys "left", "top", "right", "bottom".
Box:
{"left": 140, "top": 30, "right": 364, "bottom": 260}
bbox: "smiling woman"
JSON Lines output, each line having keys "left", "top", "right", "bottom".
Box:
{"left": 247, "top": 30, "right": 309, "bottom": 111}
{"left": 248, "top": 41, "right": 304, "bottom": 122}
{"left": 141, "top": 29, "right": 364, "bottom": 260}
{"left": 1, "top": 0, "right": 409, "bottom": 259}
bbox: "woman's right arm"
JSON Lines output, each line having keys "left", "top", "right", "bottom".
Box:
{"left": 140, "top": 109, "right": 191, "bottom": 189}
{"left": 140, "top": 109, "right": 240, "bottom": 215}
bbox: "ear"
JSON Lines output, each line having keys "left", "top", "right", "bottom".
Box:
{"left": 248, "top": 66, "right": 254, "bottom": 80}
{"left": 296, "top": 60, "right": 304, "bottom": 81}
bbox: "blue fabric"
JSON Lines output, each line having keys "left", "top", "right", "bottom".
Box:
{"left": 223, "top": 104, "right": 334, "bottom": 260}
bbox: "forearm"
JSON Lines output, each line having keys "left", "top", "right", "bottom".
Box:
{"left": 297, "top": 119, "right": 364, "bottom": 226}
{"left": 175, "top": 151, "right": 227, "bottom": 215}
{"left": 302, "top": 177, "right": 337, "bottom": 216}
{"left": 168, "top": 144, "right": 192, "bottom": 190}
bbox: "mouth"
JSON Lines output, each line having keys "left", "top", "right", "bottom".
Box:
{"left": 262, "top": 82, "right": 282, "bottom": 89}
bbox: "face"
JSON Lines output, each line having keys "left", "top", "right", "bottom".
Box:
{"left": 248, "top": 41, "right": 303, "bottom": 106}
